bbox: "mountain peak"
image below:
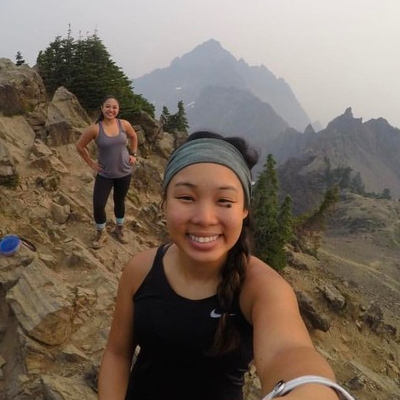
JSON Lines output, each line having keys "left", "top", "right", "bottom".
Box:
{"left": 304, "top": 123, "right": 316, "bottom": 134}
{"left": 173, "top": 39, "right": 236, "bottom": 67}
{"left": 343, "top": 107, "right": 353, "bottom": 118}
{"left": 134, "top": 39, "right": 311, "bottom": 130}
{"left": 196, "top": 38, "right": 223, "bottom": 50}
{"left": 326, "top": 107, "right": 362, "bottom": 131}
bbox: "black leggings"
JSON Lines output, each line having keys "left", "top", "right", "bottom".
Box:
{"left": 93, "top": 173, "right": 132, "bottom": 224}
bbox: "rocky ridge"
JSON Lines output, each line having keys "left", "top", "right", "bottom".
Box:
{"left": 272, "top": 107, "right": 400, "bottom": 214}
{"left": 0, "top": 59, "right": 399, "bottom": 400}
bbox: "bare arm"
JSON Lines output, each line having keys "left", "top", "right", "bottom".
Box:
{"left": 241, "top": 258, "right": 340, "bottom": 400}
{"left": 98, "top": 248, "right": 156, "bottom": 400}
{"left": 75, "top": 124, "right": 102, "bottom": 172}
{"left": 122, "top": 120, "right": 138, "bottom": 163}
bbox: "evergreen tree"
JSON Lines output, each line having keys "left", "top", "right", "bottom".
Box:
{"left": 15, "top": 51, "right": 26, "bottom": 66}
{"left": 324, "top": 157, "right": 352, "bottom": 190}
{"left": 252, "top": 154, "right": 293, "bottom": 271}
{"left": 380, "top": 188, "right": 391, "bottom": 199}
{"left": 37, "top": 36, "right": 65, "bottom": 94}
{"left": 36, "top": 30, "right": 154, "bottom": 118}
{"left": 350, "top": 172, "right": 365, "bottom": 195}
{"left": 175, "top": 100, "right": 189, "bottom": 132}
{"left": 293, "top": 185, "right": 339, "bottom": 254}
{"left": 161, "top": 101, "right": 189, "bottom": 133}
{"left": 278, "top": 195, "right": 294, "bottom": 247}
{"left": 160, "top": 106, "right": 171, "bottom": 128}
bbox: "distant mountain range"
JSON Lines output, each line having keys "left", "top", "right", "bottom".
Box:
{"left": 272, "top": 108, "right": 400, "bottom": 213}
{"left": 133, "top": 40, "right": 400, "bottom": 210}
{"left": 133, "top": 39, "right": 310, "bottom": 131}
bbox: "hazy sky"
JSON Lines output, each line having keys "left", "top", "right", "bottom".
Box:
{"left": 1, "top": 0, "right": 399, "bottom": 129}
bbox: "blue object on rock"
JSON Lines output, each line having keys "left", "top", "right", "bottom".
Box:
{"left": 0, "top": 235, "right": 21, "bottom": 256}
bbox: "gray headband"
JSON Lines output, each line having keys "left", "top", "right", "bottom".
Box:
{"left": 162, "top": 138, "right": 252, "bottom": 204}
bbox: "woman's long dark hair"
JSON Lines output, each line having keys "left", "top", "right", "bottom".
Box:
{"left": 95, "top": 95, "right": 119, "bottom": 123}
{"left": 182, "top": 131, "right": 259, "bottom": 356}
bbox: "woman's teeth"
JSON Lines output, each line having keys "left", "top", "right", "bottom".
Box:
{"left": 189, "top": 235, "right": 219, "bottom": 243}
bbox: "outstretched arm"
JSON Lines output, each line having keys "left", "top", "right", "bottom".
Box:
{"left": 242, "top": 258, "right": 340, "bottom": 400}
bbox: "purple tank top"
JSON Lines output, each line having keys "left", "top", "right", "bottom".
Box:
{"left": 95, "top": 119, "right": 132, "bottom": 179}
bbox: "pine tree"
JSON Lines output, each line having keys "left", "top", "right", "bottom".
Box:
{"left": 351, "top": 172, "right": 365, "bottom": 195}
{"left": 175, "top": 100, "right": 189, "bottom": 132}
{"left": 36, "top": 30, "right": 154, "bottom": 118}
{"left": 160, "top": 106, "right": 171, "bottom": 126}
{"left": 15, "top": 51, "right": 26, "bottom": 66}
{"left": 293, "top": 185, "right": 339, "bottom": 254}
{"left": 160, "top": 101, "right": 189, "bottom": 133}
{"left": 252, "top": 154, "right": 293, "bottom": 271}
{"left": 380, "top": 188, "right": 391, "bottom": 199}
{"left": 37, "top": 36, "right": 65, "bottom": 94}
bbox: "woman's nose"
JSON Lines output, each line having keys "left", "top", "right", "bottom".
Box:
{"left": 192, "top": 202, "right": 217, "bottom": 225}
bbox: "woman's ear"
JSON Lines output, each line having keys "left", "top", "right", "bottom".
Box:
{"left": 242, "top": 208, "right": 249, "bottom": 220}
{"left": 160, "top": 198, "right": 166, "bottom": 213}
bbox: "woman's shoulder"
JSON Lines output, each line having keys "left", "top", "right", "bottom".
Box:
{"left": 246, "top": 256, "right": 286, "bottom": 281}
{"left": 243, "top": 256, "right": 295, "bottom": 299}
{"left": 119, "top": 119, "right": 136, "bottom": 133}
{"left": 83, "top": 122, "right": 100, "bottom": 137}
{"left": 119, "top": 118, "right": 132, "bottom": 128}
{"left": 122, "top": 247, "right": 159, "bottom": 293}
{"left": 240, "top": 256, "right": 297, "bottom": 324}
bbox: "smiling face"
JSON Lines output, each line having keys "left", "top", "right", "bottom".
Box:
{"left": 164, "top": 163, "right": 248, "bottom": 268}
{"left": 101, "top": 97, "right": 119, "bottom": 120}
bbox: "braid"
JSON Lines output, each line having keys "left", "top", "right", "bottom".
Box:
{"left": 207, "top": 216, "right": 252, "bottom": 356}
{"left": 183, "top": 131, "right": 259, "bottom": 356}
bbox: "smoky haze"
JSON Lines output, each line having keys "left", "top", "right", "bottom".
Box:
{"left": 1, "top": 0, "right": 399, "bottom": 129}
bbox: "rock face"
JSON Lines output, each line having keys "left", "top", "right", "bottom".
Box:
{"left": 45, "top": 86, "right": 92, "bottom": 146}
{"left": 0, "top": 60, "right": 399, "bottom": 400}
{"left": 6, "top": 261, "right": 74, "bottom": 345}
{"left": 0, "top": 58, "right": 46, "bottom": 118}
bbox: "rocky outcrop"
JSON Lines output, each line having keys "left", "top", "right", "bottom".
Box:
{"left": 6, "top": 260, "right": 75, "bottom": 345}
{"left": 0, "top": 58, "right": 47, "bottom": 139}
{"left": 45, "top": 87, "right": 91, "bottom": 146}
{"left": 270, "top": 107, "right": 400, "bottom": 214}
{"left": 0, "top": 58, "right": 46, "bottom": 117}
{"left": 0, "top": 139, "right": 18, "bottom": 187}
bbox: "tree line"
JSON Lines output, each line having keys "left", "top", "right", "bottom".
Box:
{"left": 35, "top": 29, "right": 155, "bottom": 120}
{"left": 16, "top": 28, "right": 190, "bottom": 133}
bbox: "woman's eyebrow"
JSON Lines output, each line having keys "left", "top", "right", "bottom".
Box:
{"left": 218, "top": 185, "right": 239, "bottom": 192}
{"left": 173, "top": 181, "right": 239, "bottom": 192}
{"left": 173, "top": 181, "right": 196, "bottom": 188}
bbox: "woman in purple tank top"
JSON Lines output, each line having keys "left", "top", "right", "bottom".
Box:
{"left": 76, "top": 95, "right": 138, "bottom": 249}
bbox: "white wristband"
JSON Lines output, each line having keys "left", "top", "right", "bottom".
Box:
{"left": 263, "top": 375, "right": 356, "bottom": 400}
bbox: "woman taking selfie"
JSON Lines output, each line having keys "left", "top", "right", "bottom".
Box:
{"left": 98, "top": 131, "right": 354, "bottom": 400}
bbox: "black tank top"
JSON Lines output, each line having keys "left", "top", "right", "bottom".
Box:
{"left": 125, "top": 245, "right": 254, "bottom": 400}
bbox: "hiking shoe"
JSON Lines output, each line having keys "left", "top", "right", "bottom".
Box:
{"left": 115, "top": 225, "right": 128, "bottom": 244}
{"left": 91, "top": 229, "right": 107, "bottom": 249}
